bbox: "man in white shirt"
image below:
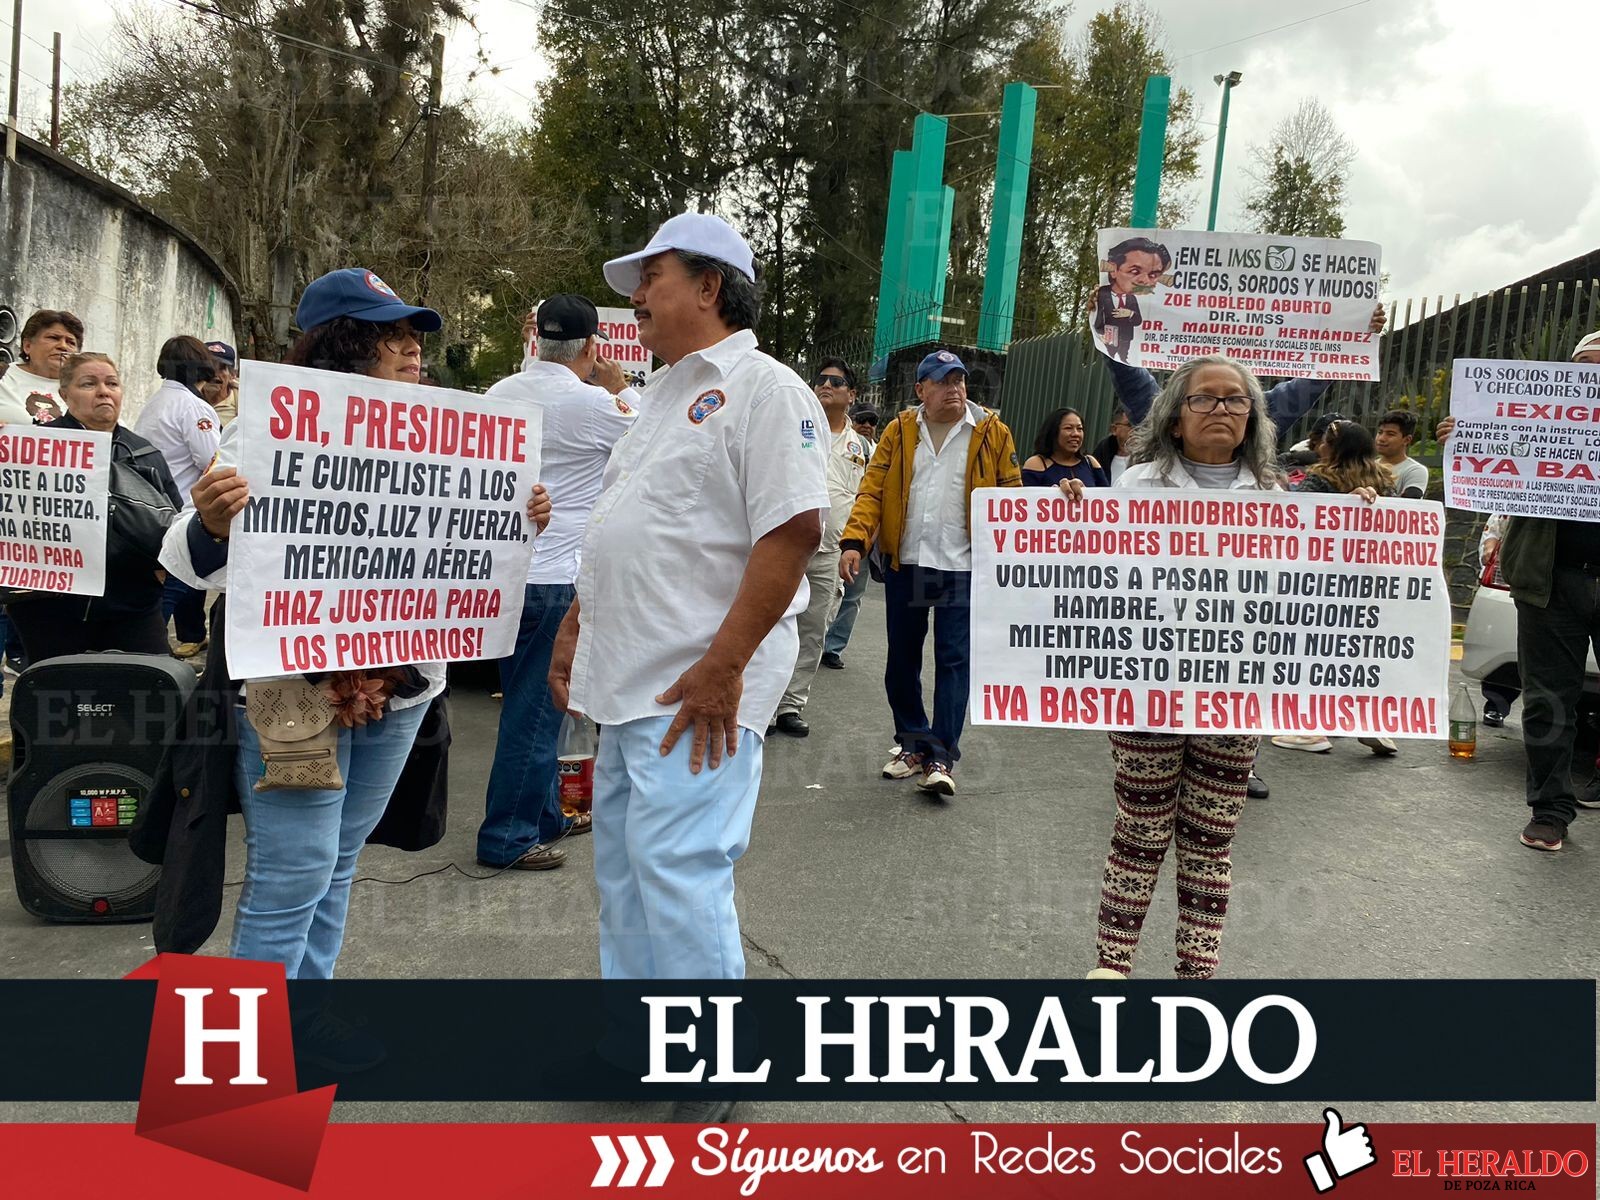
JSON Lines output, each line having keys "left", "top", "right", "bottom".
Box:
{"left": 548, "top": 212, "right": 827, "bottom": 987}
{"left": 838, "top": 351, "right": 1023, "bottom": 796}
{"left": 770, "top": 356, "right": 871, "bottom": 735}
{"left": 822, "top": 403, "right": 881, "bottom": 669}
{"left": 133, "top": 336, "right": 224, "bottom": 657}
{"left": 476, "top": 294, "right": 638, "bottom": 871}
{"left": 1374, "top": 408, "right": 1430, "bottom": 498}
{"left": 0, "top": 308, "right": 82, "bottom": 424}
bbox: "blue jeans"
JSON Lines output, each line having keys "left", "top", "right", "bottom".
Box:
{"left": 593, "top": 716, "right": 763, "bottom": 979}
{"left": 477, "top": 583, "right": 575, "bottom": 864}
{"left": 824, "top": 561, "right": 871, "bottom": 656}
{"left": 883, "top": 564, "right": 971, "bottom": 765}
{"left": 161, "top": 576, "right": 208, "bottom": 644}
{"left": 231, "top": 699, "right": 428, "bottom": 979}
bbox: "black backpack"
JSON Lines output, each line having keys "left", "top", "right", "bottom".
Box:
{"left": 107, "top": 441, "right": 179, "bottom": 572}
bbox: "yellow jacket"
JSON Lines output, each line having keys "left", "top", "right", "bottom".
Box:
{"left": 839, "top": 404, "right": 1022, "bottom": 570}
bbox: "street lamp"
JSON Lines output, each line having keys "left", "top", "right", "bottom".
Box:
{"left": 1206, "top": 70, "right": 1243, "bottom": 232}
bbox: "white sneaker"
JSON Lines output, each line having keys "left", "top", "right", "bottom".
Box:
{"left": 881, "top": 749, "right": 921, "bottom": 780}
{"left": 1357, "top": 736, "right": 1398, "bottom": 756}
{"left": 1085, "top": 968, "right": 1127, "bottom": 981}
{"left": 1271, "top": 734, "right": 1332, "bottom": 753}
{"left": 916, "top": 762, "right": 955, "bottom": 796}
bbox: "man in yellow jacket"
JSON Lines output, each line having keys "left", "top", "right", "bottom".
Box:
{"left": 838, "top": 350, "right": 1022, "bottom": 796}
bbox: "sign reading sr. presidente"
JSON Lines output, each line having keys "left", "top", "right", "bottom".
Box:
{"left": 1092, "top": 228, "right": 1382, "bottom": 381}
{"left": 0, "top": 424, "right": 111, "bottom": 598}
{"left": 971, "top": 489, "right": 1450, "bottom": 737}
{"left": 225, "top": 361, "right": 542, "bottom": 679}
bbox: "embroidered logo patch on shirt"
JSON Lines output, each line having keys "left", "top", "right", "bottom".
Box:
{"left": 197, "top": 418, "right": 215, "bottom": 432}
{"left": 612, "top": 395, "right": 634, "bottom": 416}
{"left": 687, "top": 389, "right": 726, "bottom": 425}
{"left": 799, "top": 417, "right": 817, "bottom": 449}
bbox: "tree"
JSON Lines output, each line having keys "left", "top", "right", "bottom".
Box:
{"left": 1240, "top": 98, "right": 1354, "bottom": 238}
{"left": 1006, "top": 2, "right": 1203, "bottom": 332}
{"left": 58, "top": 0, "right": 582, "bottom": 375}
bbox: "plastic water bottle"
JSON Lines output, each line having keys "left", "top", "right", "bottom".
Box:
{"left": 1448, "top": 685, "right": 1477, "bottom": 760}
{"left": 556, "top": 713, "right": 598, "bottom": 816}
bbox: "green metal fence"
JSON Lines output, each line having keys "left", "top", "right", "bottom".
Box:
{"left": 994, "top": 329, "right": 1118, "bottom": 452}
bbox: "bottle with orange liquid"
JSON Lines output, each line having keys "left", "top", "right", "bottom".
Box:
{"left": 1448, "top": 685, "right": 1476, "bottom": 760}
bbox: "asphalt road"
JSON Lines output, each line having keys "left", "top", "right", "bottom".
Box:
{"left": 1, "top": 587, "right": 1595, "bottom": 1127}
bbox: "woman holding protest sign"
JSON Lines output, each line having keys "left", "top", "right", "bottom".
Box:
{"left": 4, "top": 352, "right": 181, "bottom": 662}
{"left": 145, "top": 269, "right": 551, "bottom": 1020}
{"left": 1062, "top": 355, "right": 1280, "bottom": 980}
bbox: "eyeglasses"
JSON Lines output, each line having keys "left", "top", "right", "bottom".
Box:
{"left": 1183, "top": 394, "right": 1251, "bottom": 415}
{"left": 815, "top": 374, "right": 851, "bottom": 388}
{"left": 378, "top": 322, "right": 420, "bottom": 352}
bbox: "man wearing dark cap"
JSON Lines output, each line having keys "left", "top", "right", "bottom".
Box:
{"left": 476, "top": 294, "right": 639, "bottom": 872}
{"left": 838, "top": 349, "right": 1022, "bottom": 796}
{"left": 851, "top": 405, "right": 880, "bottom": 443}
{"left": 201, "top": 341, "right": 239, "bottom": 426}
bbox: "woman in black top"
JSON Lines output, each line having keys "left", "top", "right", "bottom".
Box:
{"left": 5, "top": 352, "right": 180, "bottom": 662}
{"left": 1022, "top": 406, "right": 1110, "bottom": 488}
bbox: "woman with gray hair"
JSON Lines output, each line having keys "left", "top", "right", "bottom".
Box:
{"left": 1065, "top": 355, "right": 1276, "bottom": 979}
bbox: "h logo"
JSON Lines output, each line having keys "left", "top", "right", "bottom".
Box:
{"left": 173, "top": 987, "right": 270, "bottom": 1086}
{"left": 128, "top": 954, "right": 336, "bottom": 1188}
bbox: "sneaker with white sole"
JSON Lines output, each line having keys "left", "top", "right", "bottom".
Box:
{"left": 1271, "top": 734, "right": 1332, "bottom": 753}
{"left": 1356, "top": 736, "right": 1398, "bottom": 756}
{"left": 881, "top": 749, "right": 921, "bottom": 780}
{"left": 916, "top": 761, "right": 955, "bottom": 796}
{"left": 1520, "top": 817, "right": 1566, "bottom": 852}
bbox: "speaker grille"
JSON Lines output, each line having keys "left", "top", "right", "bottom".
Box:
{"left": 20, "top": 763, "right": 160, "bottom": 906}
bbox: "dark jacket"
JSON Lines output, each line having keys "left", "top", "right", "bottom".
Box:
{"left": 1498, "top": 516, "right": 1558, "bottom": 608}
{"left": 129, "top": 598, "right": 453, "bottom": 954}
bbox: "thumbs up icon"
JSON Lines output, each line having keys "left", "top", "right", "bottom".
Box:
{"left": 1304, "top": 1108, "right": 1377, "bottom": 1192}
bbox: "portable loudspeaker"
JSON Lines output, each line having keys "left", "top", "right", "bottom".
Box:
{"left": 8, "top": 653, "right": 198, "bottom": 922}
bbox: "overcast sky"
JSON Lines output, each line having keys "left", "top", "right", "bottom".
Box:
{"left": 12, "top": 0, "right": 1598, "bottom": 304}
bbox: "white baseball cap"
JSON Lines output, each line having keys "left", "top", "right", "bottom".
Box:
{"left": 602, "top": 212, "right": 756, "bottom": 296}
{"left": 1572, "top": 329, "right": 1600, "bottom": 360}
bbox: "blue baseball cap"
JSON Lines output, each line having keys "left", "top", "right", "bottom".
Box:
{"left": 294, "top": 268, "right": 443, "bottom": 334}
{"left": 203, "top": 340, "right": 237, "bottom": 368}
{"left": 917, "top": 349, "right": 967, "bottom": 382}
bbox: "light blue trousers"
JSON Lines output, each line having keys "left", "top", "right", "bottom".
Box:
{"left": 593, "top": 715, "right": 763, "bottom": 979}
{"left": 231, "top": 700, "right": 427, "bottom": 979}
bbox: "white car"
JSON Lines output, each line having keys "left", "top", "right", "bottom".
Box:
{"left": 1461, "top": 551, "right": 1600, "bottom": 700}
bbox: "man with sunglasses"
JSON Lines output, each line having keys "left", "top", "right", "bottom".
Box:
{"left": 770, "top": 357, "right": 871, "bottom": 735}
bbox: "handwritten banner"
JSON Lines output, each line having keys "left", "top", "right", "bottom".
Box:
{"left": 1445, "top": 358, "right": 1600, "bottom": 518}
{"left": 0, "top": 424, "right": 111, "bottom": 597}
{"left": 1093, "top": 228, "right": 1382, "bottom": 380}
{"left": 526, "top": 305, "right": 652, "bottom": 385}
{"left": 970, "top": 489, "right": 1449, "bottom": 736}
{"left": 224, "top": 362, "right": 542, "bottom": 679}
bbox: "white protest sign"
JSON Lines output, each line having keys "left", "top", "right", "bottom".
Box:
{"left": 1445, "top": 358, "right": 1600, "bottom": 519}
{"left": 971, "top": 488, "right": 1449, "bottom": 736}
{"left": 1093, "top": 228, "right": 1383, "bottom": 380}
{"left": 525, "top": 306, "right": 651, "bottom": 384}
{"left": 0, "top": 424, "right": 111, "bottom": 597}
{"left": 225, "top": 361, "right": 542, "bottom": 679}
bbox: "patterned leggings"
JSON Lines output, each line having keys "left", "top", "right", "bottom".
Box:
{"left": 1096, "top": 732, "right": 1259, "bottom": 979}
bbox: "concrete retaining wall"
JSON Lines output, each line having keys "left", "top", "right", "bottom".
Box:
{"left": 0, "top": 134, "right": 238, "bottom": 421}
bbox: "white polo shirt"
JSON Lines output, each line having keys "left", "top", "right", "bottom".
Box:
{"left": 569, "top": 329, "right": 829, "bottom": 735}
{"left": 900, "top": 401, "right": 980, "bottom": 572}
{"left": 486, "top": 360, "right": 637, "bottom": 586}
{"left": 132, "top": 378, "right": 221, "bottom": 502}
{"left": 822, "top": 422, "right": 872, "bottom": 555}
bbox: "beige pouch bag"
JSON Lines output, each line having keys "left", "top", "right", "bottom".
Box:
{"left": 245, "top": 677, "right": 343, "bottom": 791}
